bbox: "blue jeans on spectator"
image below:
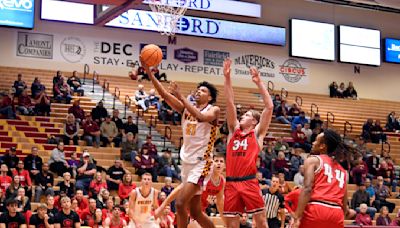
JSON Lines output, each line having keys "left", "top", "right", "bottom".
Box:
{"left": 159, "top": 166, "right": 181, "bottom": 180}
{"left": 276, "top": 116, "right": 290, "bottom": 124}
{"left": 35, "top": 186, "right": 55, "bottom": 202}
{"left": 83, "top": 134, "right": 100, "bottom": 147}
{"left": 72, "top": 87, "right": 84, "bottom": 96}
{"left": 294, "top": 142, "right": 312, "bottom": 153}
{"left": 107, "top": 180, "right": 120, "bottom": 191}
{"left": 0, "top": 106, "right": 15, "bottom": 119}
{"left": 56, "top": 94, "right": 72, "bottom": 104}
{"left": 130, "top": 151, "right": 138, "bottom": 166}
{"left": 17, "top": 106, "right": 34, "bottom": 115}
{"left": 356, "top": 207, "right": 377, "bottom": 219}
{"left": 76, "top": 177, "right": 92, "bottom": 195}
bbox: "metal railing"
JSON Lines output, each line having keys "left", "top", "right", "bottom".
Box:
{"left": 344, "top": 121, "right": 352, "bottom": 139}
{"left": 102, "top": 79, "right": 109, "bottom": 100}
{"left": 164, "top": 126, "right": 172, "bottom": 149}
{"left": 295, "top": 96, "right": 303, "bottom": 107}
{"left": 267, "top": 81, "right": 274, "bottom": 95}
{"left": 124, "top": 95, "right": 131, "bottom": 119}
{"left": 136, "top": 107, "right": 144, "bottom": 125}
{"left": 113, "top": 87, "right": 120, "bottom": 110}
{"left": 281, "top": 88, "right": 288, "bottom": 99}
{"left": 311, "top": 103, "right": 319, "bottom": 117}
{"left": 326, "top": 112, "right": 335, "bottom": 128}
{"left": 83, "top": 64, "right": 89, "bottom": 85}
{"left": 148, "top": 115, "right": 158, "bottom": 135}
{"left": 91, "top": 71, "right": 98, "bottom": 93}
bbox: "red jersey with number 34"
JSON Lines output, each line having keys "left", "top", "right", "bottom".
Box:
{"left": 226, "top": 128, "right": 259, "bottom": 177}
{"left": 310, "top": 155, "right": 347, "bottom": 207}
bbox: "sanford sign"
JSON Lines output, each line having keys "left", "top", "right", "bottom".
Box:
{"left": 234, "top": 55, "right": 275, "bottom": 69}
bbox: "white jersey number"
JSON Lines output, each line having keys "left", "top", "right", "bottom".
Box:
{"left": 323, "top": 163, "right": 345, "bottom": 189}
{"left": 232, "top": 139, "right": 248, "bottom": 151}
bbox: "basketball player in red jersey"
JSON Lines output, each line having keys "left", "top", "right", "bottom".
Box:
{"left": 294, "top": 129, "right": 350, "bottom": 228}
{"left": 223, "top": 58, "right": 273, "bottom": 228}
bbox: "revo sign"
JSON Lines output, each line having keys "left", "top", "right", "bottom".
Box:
{"left": 0, "top": 0, "right": 33, "bottom": 11}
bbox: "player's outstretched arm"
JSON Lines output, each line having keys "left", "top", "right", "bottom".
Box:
{"left": 250, "top": 67, "right": 273, "bottom": 139}
{"left": 170, "top": 82, "right": 220, "bottom": 123}
{"left": 154, "top": 184, "right": 183, "bottom": 219}
{"left": 140, "top": 57, "right": 184, "bottom": 113}
{"left": 223, "top": 58, "right": 239, "bottom": 132}
{"left": 294, "top": 156, "right": 320, "bottom": 226}
{"left": 128, "top": 190, "right": 139, "bottom": 227}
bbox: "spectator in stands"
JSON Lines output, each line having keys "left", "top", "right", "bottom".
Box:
{"left": 118, "top": 173, "right": 136, "bottom": 202}
{"left": 287, "top": 103, "right": 300, "bottom": 119}
{"left": 141, "top": 135, "right": 158, "bottom": 160}
{"left": 376, "top": 206, "right": 392, "bottom": 226}
{"left": 89, "top": 172, "right": 107, "bottom": 198}
{"left": 378, "top": 160, "right": 394, "bottom": 189}
{"left": 161, "top": 177, "right": 174, "bottom": 197}
{"left": 355, "top": 203, "right": 372, "bottom": 225}
{"left": 293, "top": 165, "right": 304, "bottom": 187}
{"left": 106, "top": 159, "right": 128, "bottom": 192}
{"left": 54, "top": 77, "right": 72, "bottom": 104}
{"left": 135, "top": 84, "right": 149, "bottom": 111}
{"left": 366, "top": 150, "right": 380, "bottom": 178}
{"left": 375, "top": 176, "right": 395, "bottom": 212}
{"left": 135, "top": 66, "right": 148, "bottom": 82}
{"left": 351, "top": 159, "right": 368, "bottom": 185}
{"left": 57, "top": 172, "right": 75, "bottom": 198}
{"left": 2, "top": 147, "right": 19, "bottom": 172}
{"left": 344, "top": 81, "right": 358, "bottom": 99}
{"left": 272, "top": 94, "right": 282, "bottom": 111}
{"left": 13, "top": 74, "right": 27, "bottom": 97}
{"left": 33, "top": 89, "right": 51, "bottom": 116}
{"left": 301, "top": 123, "right": 312, "bottom": 142}
{"left": 67, "top": 71, "right": 84, "bottom": 96}
{"left": 274, "top": 152, "right": 289, "bottom": 175}
{"left": 31, "top": 77, "right": 45, "bottom": 99}
{"left": 351, "top": 182, "right": 376, "bottom": 219}
{"left": 329, "top": 81, "right": 338, "bottom": 98}
{"left": 68, "top": 99, "right": 85, "bottom": 123}
{"left": 158, "top": 149, "right": 180, "bottom": 180}
{"left": 159, "top": 100, "right": 180, "bottom": 125}
{"left": 48, "top": 142, "right": 70, "bottom": 177}
{"left": 386, "top": 111, "right": 399, "bottom": 132}
{"left": 292, "top": 124, "right": 311, "bottom": 152}
{"left": 122, "top": 116, "right": 138, "bottom": 139}
{"left": 53, "top": 71, "right": 62, "bottom": 86}
{"left": 289, "top": 148, "right": 303, "bottom": 179}
{"left": 100, "top": 115, "right": 120, "bottom": 147}
{"left": 82, "top": 114, "right": 101, "bottom": 147}
{"left": 46, "top": 195, "right": 58, "bottom": 219}
{"left": 53, "top": 196, "right": 80, "bottom": 228}
{"left": 310, "top": 113, "right": 323, "bottom": 130}
{"left": 391, "top": 211, "right": 400, "bottom": 226}
{"left": 17, "top": 89, "right": 35, "bottom": 115}
{"left": 76, "top": 152, "right": 97, "bottom": 195}
{"left": 12, "top": 161, "right": 32, "bottom": 198}
{"left": 121, "top": 132, "right": 138, "bottom": 163}
{"left": 111, "top": 109, "right": 124, "bottom": 133}
{"left": 0, "top": 198, "right": 26, "bottom": 227}
{"left": 0, "top": 93, "right": 15, "bottom": 119}
{"left": 134, "top": 147, "right": 157, "bottom": 182}
{"left": 6, "top": 176, "right": 22, "bottom": 200}
{"left": 371, "top": 120, "right": 387, "bottom": 144}
{"left": 91, "top": 101, "right": 108, "bottom": 125}
{"left": 152, "top": 67, "right": 168, "bottom": 82}
{"left": 75, "top": 190, "right": 89, "bottom": 213}
{"left": 278, "top": 171, "right": 292, "bottom": 194}
{"left": 214, "top": 135, "right": 227, "bottom": 154}
{"left": 337, "top": 82, "right": 345, "bottom": 98}
{"left": 24, "top": 146, "right": 43, "bottom": 180}
{"left": 29, "top": 203, "right": 50, "bottom": 227}
{"left": 96, "top": 188, "right": 111, "bottom": 209}
{"left": 34, "top": 163, "right": 54, "bottom": 202}
{"left": 0, "top": 164, "right": 11, "bottom": 193}
{"left": 63, "top": 114, "right": 80, "bottom": 146}
{"left": 67, "top": 152, "right": 80, "bottom": 178}
{"left": 361, "top": 118, "right": 373, "bottom": 142}
{"left": 291, "top": 111, "right": 308, "bottom": 130}
{"left": 15, "top": 187, "right": 30, "bottom": 217}
{"left": 147, "top": 89, "right": 161, "bottom": 110}
{"left": 187, "top": 90, "right": 196, "bottom": 105}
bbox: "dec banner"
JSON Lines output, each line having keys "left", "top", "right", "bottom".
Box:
{"left": 14, "top": 31, "right": 308, "bottom": 85}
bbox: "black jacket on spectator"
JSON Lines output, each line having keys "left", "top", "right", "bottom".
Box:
{"left": 351, "top": 189, "right": 370, "bottom": 209}
{"left": 91, "top": 107, "right": 108, "bottom": 123}
{"left": 124, "top": 122, "right": 138, "bottom": 136}
{"left": 1, "top": 154, "right": 19, "bottom": 170}
{"left": 310, "top": 119, "right": 323, "bottom": 130}
{"left": 366, "top": 156, "right": 380, "bottom": 176}
{"left": 112, "top": 117, "right": 124, "bottom": 131}
{"left": 158, "top": 156, "right": 180, "bottom": 174}
{"left": 386, "top": 113, "right": 398, "bottom": 131}
{"left": 24, "top": 154, "right": 43, "bottom": 174}
{"left": 57, "top": 181, "right": 75, "bottom": 198}
{"left": 35, "top": 171, "right": 54, "bottom": 189}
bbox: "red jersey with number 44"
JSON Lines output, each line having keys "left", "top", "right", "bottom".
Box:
{"left": 201, "top": 175, "right": 225, "bottom": 210}
{"left": 226, "top": 128, "right": 259, "bottom": 177}
{"left": 310, "top": 155, "right": 347, "bottom": 207}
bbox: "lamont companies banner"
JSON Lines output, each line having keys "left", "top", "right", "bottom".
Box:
{"left": 13, "top": 31, "right": 308, "bottom": 85}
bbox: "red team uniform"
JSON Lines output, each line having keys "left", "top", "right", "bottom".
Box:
{"left": 299, "top": 155, "right": 347, "bottom": 228}
{"left": 201, "top": 175, "right": 225, "bottom": 211}
{"left": 224, "top": 128, "right": 264, "bottom": 215}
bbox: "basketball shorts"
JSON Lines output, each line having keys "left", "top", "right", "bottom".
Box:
{"left": 223, "top": 179, "right": 265, "bottom": 216}
{"left": 181, "top": 160, "right": 213, "bottom": 195}
{"left": 128, "top": 217, "right": 158, "bottom": 228}
{"left": 299, "top": 202, "right": 344, "bottom": 228}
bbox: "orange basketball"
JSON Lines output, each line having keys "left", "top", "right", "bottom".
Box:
{"left": 140, "top": 44, "right": 163, "bottom": 67}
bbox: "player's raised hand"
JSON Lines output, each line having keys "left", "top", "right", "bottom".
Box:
{"left": 223, "top": 58, "right": 232, "bottom": 78}
{"left": 250, "top": 67, "right": 261, "bottom": 84}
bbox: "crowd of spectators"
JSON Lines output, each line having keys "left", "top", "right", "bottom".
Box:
{"left": 329, "top": 81, "right": 358, "bottom": 99}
